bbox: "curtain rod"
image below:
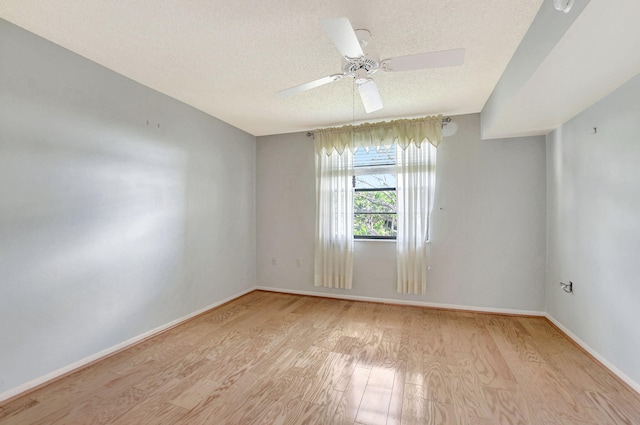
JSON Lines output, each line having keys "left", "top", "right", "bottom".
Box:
{"left": 306, "top": 116, "right": 452, "bottom": 137}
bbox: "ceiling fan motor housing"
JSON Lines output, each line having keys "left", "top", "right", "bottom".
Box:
{"left": 344, "top": 56, "right": 379, "bottom": 78}
{"left": 343, "top": 28, "right": 380, "bottom": 81}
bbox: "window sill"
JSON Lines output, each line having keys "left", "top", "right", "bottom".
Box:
{"left": 354, "top": 239, "right": 432, "bottom": 244}
{"left": 354, "top": 238, "right": 396, "bottom": 243}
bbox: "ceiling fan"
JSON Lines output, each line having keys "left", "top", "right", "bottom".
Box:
{"left": 276, "top": 17, "right": 465, "bottom": 113}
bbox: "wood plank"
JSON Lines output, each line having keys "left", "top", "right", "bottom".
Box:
{"left": 175, "top": 371, "right": 262, "bottom": 423}
{"left": 386, "top": 360, "right": 406, "bottom": 425}
{"left": 483, "top": 386, "right": 529, "bottom": 425}
{"left": 168, "top": 378, "right": 219, "bottom": 410}
{"left": 285, "top": 391, "right": 343, "bottom": 425}
{"left": 449, "top": 360, "right": 492, "bottom": 422}
{"left": 107, "top": 399, "right": 188, "bottom": 425}
{"left": 332, "top": 366, "right": 370, "bottom": 424}
{"left": 400, "top": 383, "right": 424, "bottom": 425}
{"left": 302, "top": 351, "right": 351, "bottom": 406}
{"left": 48, "top": 386, "right": 147, "bottom": 425}
{"left": 585, "top": 390, "right": 640, "bottom": 425}
{"left": 423, "top": 355, "right": 453, "bottom": 404}
{"left": 0, "top": 397, "right": 39, "bottom": 422}
{"left": 505, "top": 358, "right": 600, "bottom": 423}
{"left": 426, "top": 400, "right": 456, "bottom": 425}
{"left": 486, "top": 317, "right": 547, "bottom": 363}
{"left": 387, "top": 326, "right": 410, "bottom": 425}
{"left": 368, "top": 366, "right": 396, "bottom": 390}
{"left": 404, "top": 334, "right": 424, "bottom": 386}
{"left": 356, "top": 384, "right": 393, "bottom": 425}
{"left": 355, "top": 327, "right": 386, "bottom": 368}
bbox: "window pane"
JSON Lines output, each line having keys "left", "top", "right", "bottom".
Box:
{"left": 354, "top": 190, "right": 396, "bottom": 213}
{"left": 354, "top": 213, "right": 397, "bottom": 238}
{"left": 353, "top": 145, "right": 396, "bottom": 167}
{"left": 355, "top": 173, "right": 396, "bottom": 189}
{"left": 353, "top": 146, "right": 397, "bottom": 239}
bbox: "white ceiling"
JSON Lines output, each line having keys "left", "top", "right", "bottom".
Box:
{"left": 0, "top": 0, "right": 543, "bottom": 136}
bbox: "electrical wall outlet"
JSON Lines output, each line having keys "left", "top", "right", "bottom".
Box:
{"left": 271, "top": 257, "right": 277, "bottom": 266}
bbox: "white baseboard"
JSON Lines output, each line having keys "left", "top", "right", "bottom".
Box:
{"left": 545, "top": 314, "right": 640, "bottom": 395}
{"left": 0, "top": 287, "right": 255, "bottom": 404}
{"left": 255, "top": 286, "right": 546, "bottom": 317}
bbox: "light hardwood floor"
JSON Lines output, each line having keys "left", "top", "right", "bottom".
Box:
{"left": 1, "top": 290, "right": 639, "bottom": 424}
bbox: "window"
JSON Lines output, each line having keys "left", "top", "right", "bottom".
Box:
{"left": 313, "top": 115, "right": 441, "bottom": 292}
{"left": 353, "top": 146, "right": 397, "bottom": 239}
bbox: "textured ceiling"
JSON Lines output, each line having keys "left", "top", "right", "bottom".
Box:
{"left": 0, "top": 0, "right": 543, "bottom": 136}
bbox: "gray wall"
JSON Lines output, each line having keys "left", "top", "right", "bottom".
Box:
{"left": 257, "top": 114, "right": 547, "bottom": 312}
{"left": 546, "top": 73, "right": 640, "bottom": 387}
{"left": 0, "top": 20, "right": 256, "bottom": 394}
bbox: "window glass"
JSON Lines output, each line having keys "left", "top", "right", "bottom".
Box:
{"left": 354, "top": 173, "right": 396, "bottom": 189}
{"left": 353, "top": 146, "right": 397, "bottom": 239}
{"left": 353, "top": 145, "right": 395, "bottom": 167}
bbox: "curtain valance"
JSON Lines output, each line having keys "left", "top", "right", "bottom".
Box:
{"left": 314, "top": 115, "right": 443, "bottom": 155}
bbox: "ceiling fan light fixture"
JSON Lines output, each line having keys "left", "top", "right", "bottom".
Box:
{"left": 354, "top": 69, "right": 371, "bottom": 85}
{"left": 553, "top": 0, "right": 575, "bottom": 13}
{"left": 354, "top": 29, "right": 371, "bottom": 49}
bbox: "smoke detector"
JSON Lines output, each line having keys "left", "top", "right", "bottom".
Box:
{"left": 553, "top": 0, "right": 575, "bottom": 13}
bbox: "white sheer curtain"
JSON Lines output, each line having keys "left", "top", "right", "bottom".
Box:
{"left": 396, "top": 141, "right": 437, "bottom": 294}
{"left": 313, "top": 115, "right": 441, "bottom": 292}
{"left": 314, "top": 144, "right": 354, "bottom": 289}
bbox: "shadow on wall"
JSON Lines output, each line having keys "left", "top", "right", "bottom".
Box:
{"left": 0, "top": 95, "right": 188, "bottom": 390}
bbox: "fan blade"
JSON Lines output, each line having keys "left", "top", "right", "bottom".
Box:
{"left": 382, "top": 48, "right": 465, "bottom": 72}
{"left": 320, "top": 18, "right": 364, "bottom": 59}
{"left": 358, "top": 80, "right": 383, "bottom": 113}
{"left": 276, "top": 74, "right": 343, "bottom": 97}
